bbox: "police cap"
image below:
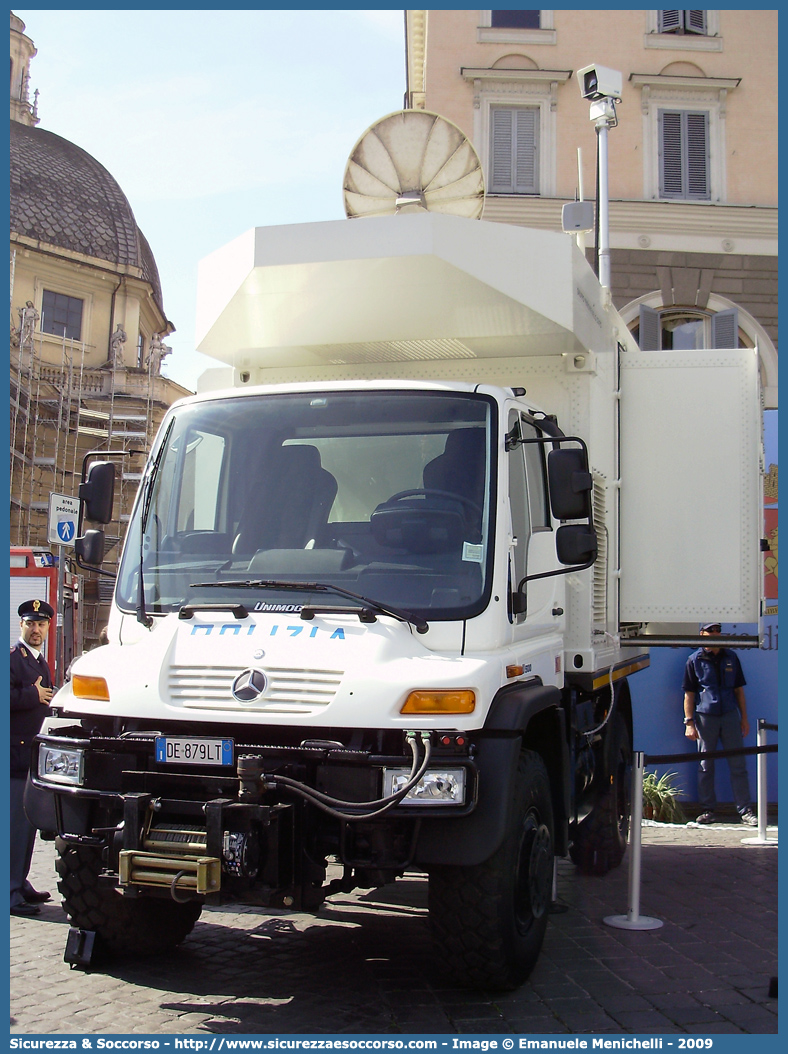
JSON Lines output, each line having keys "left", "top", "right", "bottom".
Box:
{"left": 18, "top": 599, "right": 54, "bottom": 621}
{"left": 699, "top": 622, "right": 722, "bottom": 633}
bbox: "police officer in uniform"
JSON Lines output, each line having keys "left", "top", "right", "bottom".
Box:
{"left": 683, "top": 622, "right": 758, "bottom": 826}
{"left": 10, "top": 599, "right": 54, "bottom": 915}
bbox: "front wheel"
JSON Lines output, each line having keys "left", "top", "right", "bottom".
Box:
{"left": 55, "top": 839, "right": 202, "bottom": 957}
{"left": 428, "top": 750, "right": 554, "bottom": 990}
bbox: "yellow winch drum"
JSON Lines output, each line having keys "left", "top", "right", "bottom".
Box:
{"left": 118, "top": 823, "right": 221, "bottom": 895}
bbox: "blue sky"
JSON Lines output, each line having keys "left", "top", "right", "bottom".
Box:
{"left": 16, "top": 8, "right": 406, "bottom": 390}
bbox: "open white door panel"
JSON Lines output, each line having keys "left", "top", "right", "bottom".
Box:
{"left": 619, "top": 348, "right": 762, "bottom": 632}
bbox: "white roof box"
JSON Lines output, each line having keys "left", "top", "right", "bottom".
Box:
{"left": 195, "top": 213, "right": 627, "bottom": 369}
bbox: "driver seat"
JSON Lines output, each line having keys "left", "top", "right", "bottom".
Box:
{"left": 422, "top": 428, "right": 486, "bottom": 529}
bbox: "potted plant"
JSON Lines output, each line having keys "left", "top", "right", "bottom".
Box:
{"left": 642, "top": 769, "right": 687, "bottom": 823}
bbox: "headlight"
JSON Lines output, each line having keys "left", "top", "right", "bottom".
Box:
{"left": 38, "top": 745, "right": 85, "bottom": 785}
{"left": 383, "top": 767, "right": 466, "bottom": 805}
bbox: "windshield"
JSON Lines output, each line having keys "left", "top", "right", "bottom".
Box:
{"left": 116, "top": 389, "right": 496, "bottom": 622}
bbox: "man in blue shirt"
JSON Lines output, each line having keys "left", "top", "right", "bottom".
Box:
{"left": 683, "top": 622, "right": 757, "bottom": 826}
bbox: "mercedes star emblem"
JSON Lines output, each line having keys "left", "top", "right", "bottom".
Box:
{"left": 231, "top": 668, "right": 268, "bottom": 703}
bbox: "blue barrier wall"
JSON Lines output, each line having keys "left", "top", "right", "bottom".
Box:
{"left": 630, "top": 617, "right": 778, "bottom": 804}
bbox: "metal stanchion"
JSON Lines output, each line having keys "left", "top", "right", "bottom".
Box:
{"left": 742, "top": 719, "right": 778, "bottom": 847}
{"left": 604, "top": 751, "right": 663, "bottom": 931}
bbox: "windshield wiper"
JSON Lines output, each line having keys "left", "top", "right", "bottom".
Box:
{"left": 188, "top": 579, "right": 429, "bottom": 634}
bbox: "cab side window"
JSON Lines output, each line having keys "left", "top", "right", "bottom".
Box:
{"left": 520, "top": 419, "right": 550, "bottom": 529}
{"left": 508, "top": 412, "right": 530, "bottom": 591}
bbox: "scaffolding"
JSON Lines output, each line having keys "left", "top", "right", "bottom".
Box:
{"left": 9, "top": 307, "right": 156, "bottom": 642}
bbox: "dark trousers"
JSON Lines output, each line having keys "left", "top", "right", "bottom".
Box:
{"left": 10, "top": 776, "right": 37, "bottom": 908}
{"left": 694, "top": 710, "right": 753, "bottom": 814}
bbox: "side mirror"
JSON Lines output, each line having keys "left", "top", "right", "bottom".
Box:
{"left": 556, "top": 524, "right": 597, "bottom": 566}
{"left": 78, "top": 461, "right": 115, "bottom": 524}
{"left": 74, "top": 529, "right": 106, "bottom": 566}
{"left": 547, "top": 448, "right": 592, "bottom": 520}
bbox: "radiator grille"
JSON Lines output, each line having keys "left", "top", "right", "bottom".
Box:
{"left": 168, "top": 664, "right": 344, "bottom": 714}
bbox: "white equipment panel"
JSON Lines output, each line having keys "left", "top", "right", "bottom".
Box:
{"left": 619, "top": 348, "right": 762, "bottom": 625}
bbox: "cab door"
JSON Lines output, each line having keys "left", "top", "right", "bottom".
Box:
{"left": 507, "top": 410, "right": 563, "bottom": 633}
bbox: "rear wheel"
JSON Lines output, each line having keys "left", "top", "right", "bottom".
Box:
{"left": 428, "top": 750, "right": 554, "bottom": 990}
{"left": 569, "top": 708, "right": 631, "bottom": 876}
{"left": 56, "top": 839, "right": 202, "bottom": 957}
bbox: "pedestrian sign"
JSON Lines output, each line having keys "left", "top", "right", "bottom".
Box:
{"left": 48, "top": 492, "right": 80, "bottom": 548}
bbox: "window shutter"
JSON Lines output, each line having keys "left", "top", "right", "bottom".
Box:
{"left": 659, "top": 110, "right": 709, "bottom": 200}
{"left": 514, "top": 108, "right": 538, "bottom": 193}
{"left": 685, "top": 112, "right": 709, "bottom": 200}
{"left": 490, "top": 108, "right": 514, "bottom": 192}
{"left": 638, "top": 306, "right": 660, "bottom": 351}
{"left": 659, "top": 111, "right": 683, "bottom": 198}
{"left": 490, "top": 107, "right": 538, "bottom": 194}
{"left": 685, "top": 10, "right": 708, "bottom": 34}
{"left": 658, "top": 10, "right": 682, "bottom": 33}
{"left": 711, "top": 308, "right": 739, "bottom": 349}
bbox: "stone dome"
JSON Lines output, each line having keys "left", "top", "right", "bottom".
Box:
{"left": 9, "top": 120, "right": 164, "bottom": 311}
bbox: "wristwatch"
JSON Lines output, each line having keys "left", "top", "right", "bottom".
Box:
{"left": 684, "top": 716, "right": 695, "bottom": 725}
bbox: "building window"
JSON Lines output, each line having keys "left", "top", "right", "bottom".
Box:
{"left": 490, "top": 107, "right": 540, "bottom": 194}
{"left": 630, "top": 73, "right": 738, "bottom": 201}
{"left": 659, "top": 109, "right": 710, "bottom": 200}
{"left": 636, "top": 306, "right": 739, "bottom": 350}
{"left": 477, "top": 10, "right": 555, "bottom": 44}
{"left": 491, "top": 11, "right": 541, "bottom": 29}
{"left": 645, "top": 11, "right": 721, "bottom": 49}
{"left": 658, "top": 10, "right": 708, "bottom": 35}
{"left": 40, "top": 290, "right": 83, "bottom": 340}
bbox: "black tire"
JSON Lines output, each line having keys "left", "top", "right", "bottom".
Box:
{"left": 428, "top": 750, "right": 554, "bottom": 990}
{"left": 55, "top": 839, "right": 202, "bottom": 957}
{"left": 569, "top": 709, "right": 631, "bottom": 876}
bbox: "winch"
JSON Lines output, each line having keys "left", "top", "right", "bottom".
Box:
{"left": 118, "top": 820, "right": 261, "bottom": 897}
{"left": 118, "top": 822, "right": 221, "bottom": 896}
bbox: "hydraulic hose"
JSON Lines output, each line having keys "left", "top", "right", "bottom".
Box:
{"left": 271, "top": 731, "right": 423, "bottom": 808}
{"left": 264, "top": 731, "right": 434, "bottom": 822}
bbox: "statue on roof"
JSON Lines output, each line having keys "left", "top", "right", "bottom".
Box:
{"left": 17, "top": 300, "right": 39, "bottom": 346}
{"left": 109, "top": 322, "right": 127, "bottom": 365}
{"left": 147, "top": 332, "right": 172, "bottom": 375}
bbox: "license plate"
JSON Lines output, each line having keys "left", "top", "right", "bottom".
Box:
{"left": 155, "top": 736, "right": 234, "bottom": 767}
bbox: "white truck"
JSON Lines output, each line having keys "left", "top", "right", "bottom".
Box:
{"left": 28, "top": 211, "right": 763, "bottom": 990}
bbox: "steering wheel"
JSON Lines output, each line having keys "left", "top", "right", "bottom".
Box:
{"left": 384, "top": 488, "right": 483, "bottom": 518}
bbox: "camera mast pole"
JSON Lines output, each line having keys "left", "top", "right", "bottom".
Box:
{"left": 591, "top": 98, "right": 618, "bottom": 291}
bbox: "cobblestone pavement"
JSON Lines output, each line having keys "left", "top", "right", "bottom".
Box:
{"left": 10, "top": 821, "right": 777, "bottom": 1036}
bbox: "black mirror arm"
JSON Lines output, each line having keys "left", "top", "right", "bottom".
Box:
{"left": 74, "top": 553, "right": 117, "bottom": 578}
{"left": 511, "top": 554, "right": 596, "bottom": 613}
{"left": 519, "top": 555, "right": 597, "bottom": 587}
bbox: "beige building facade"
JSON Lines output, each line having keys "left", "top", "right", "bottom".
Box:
{"left": 405, "top": 9, "right": 777, "bottom": 407}
{"left": 10, "top": 12, "right": 190, "bottom": 644}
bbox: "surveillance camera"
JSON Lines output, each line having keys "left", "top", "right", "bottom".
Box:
{"left": 576, "top": 64, "right": 622, "bottom": 102}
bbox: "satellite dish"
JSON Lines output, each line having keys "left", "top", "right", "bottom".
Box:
{"left": 343, "top": 109, "right": 485, "bottom": 220}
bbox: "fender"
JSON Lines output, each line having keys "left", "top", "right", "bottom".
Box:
{"left": 414, "top": 679, "right": 566, "bottom": 866}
